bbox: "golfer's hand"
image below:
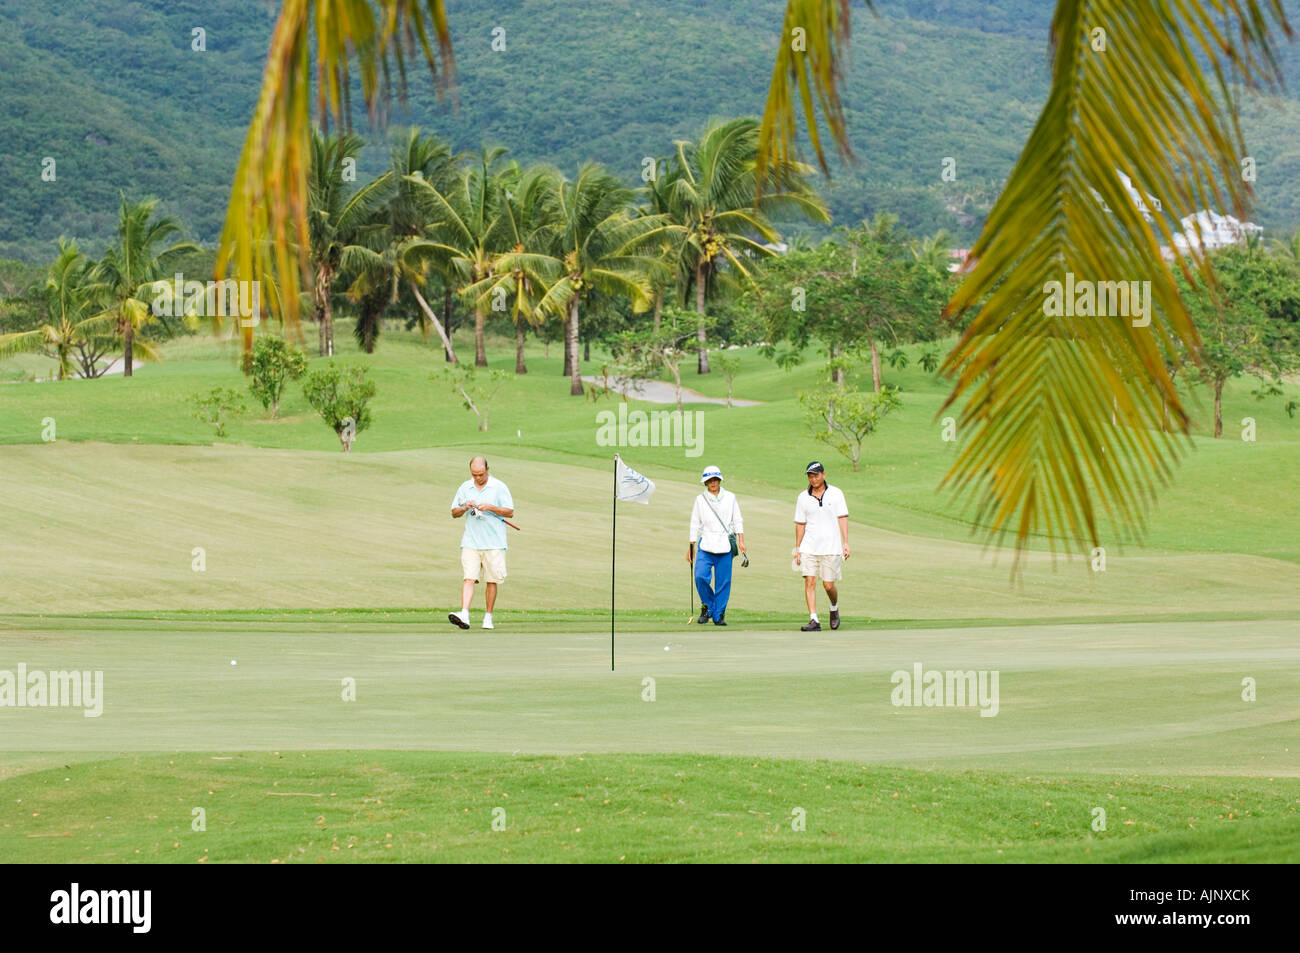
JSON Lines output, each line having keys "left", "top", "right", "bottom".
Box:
{"left": 794, "top": 552, "right": 802, "bottom": 565}
{"left": 842, "top": 543, "right": 851, "bottom": 559}
{"left": 686, "top": 546, "right": 694, "bottom": 565}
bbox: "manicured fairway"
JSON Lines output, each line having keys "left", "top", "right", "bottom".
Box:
{"left": 3, "top": 443, "right": 1299, "bottom": 621}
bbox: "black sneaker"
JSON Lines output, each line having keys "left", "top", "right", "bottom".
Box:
{"left": 830, "top": 609, "right": 840, "bottom": 630}
{"left": 713, "top": 617, "right": 727, "bottom": 626}
{"left": 800, "top": 619, "right": 821, "bottom": 631}
{"left": 697, "top": 606, "right": 710, "bottom": 625}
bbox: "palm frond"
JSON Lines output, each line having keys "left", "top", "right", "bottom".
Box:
{"left": 757, "top": 0, "right": 866, "bottom": 188}
{"left": 216, "top": 0, "right": 454, "bottom": 355}
{"left": 938, "top": 0, "right": 1290, "bottom": 563}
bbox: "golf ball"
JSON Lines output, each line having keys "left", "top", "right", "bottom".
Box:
{"left": 230, "top": 660, "right": 237, "bottom": 666}
{"left": 664, "top": 646, "right": 670, "bottom": 651}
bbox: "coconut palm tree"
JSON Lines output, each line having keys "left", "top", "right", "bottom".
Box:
{"left": 759, "top": 0, "right": 1291, "bottom": 559}
{"left": 1269, "top": 227, "right": 1300, "bottom": 264}
{"left": 381, "top": 128, "right": 465, "bottom": 361}
{"left": 462, "top": 164, "right": 563, "bottom": 374}
{"left": 637, "top": 159, "right": 689, "bottom": 333}
{"left": 308, "top": 129, "right": 390, "bottom": 356}
{"left": 910, "top": 229, "right": 955, "bottom": 273}
{"left": 400, "top": 147, "right": 513, "bottom": 367}
{"left": 91, "top": 197, "right": 198, "bottom": 378}
{"left": 0, "top": 240, "right": 116, "bottom": 378}
{"left": 334, "top": 129, "right": 467, "bottom": 360}
{"left": 670, "top": 117, "right": 828, "bottom": 373}
{"left": 537, "top": 163, "right": 666, "bottom": 396}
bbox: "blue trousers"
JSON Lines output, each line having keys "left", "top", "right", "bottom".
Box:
{"left": 694, "top": 549, "right": 734, "bottom": 620}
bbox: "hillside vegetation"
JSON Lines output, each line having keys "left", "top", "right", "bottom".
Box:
{"left": 7, "top": 0, "right": 1300, "bottom": 260}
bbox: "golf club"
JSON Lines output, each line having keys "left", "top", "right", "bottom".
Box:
{"left": 687, "top": 553, "right": 695, "bottom": 624}
{"left": 467, "top": 504, "right": 521, "bottom": 531}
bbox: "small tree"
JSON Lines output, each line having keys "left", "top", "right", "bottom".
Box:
{"left": 715, "top": 351, "right": 741, "bottom": 408}
{"left": 918, "top": 348, "right": 941, "bottom": 375}
{"left": 248, "top": 336, "right": 308, "bottom": 418}
{"left": 303, "top": 362, "right": 376, "bottom": 451}
{"left": 1179, "top": 246, "right": 1300, "bottom": 437}
{"left": 437, "top": 364, "right": 508, "bottom": 431}
{"left": 586, "top": 363, "right": 617, "bottom": 403}
{"left": 192, "top": 387, "right": 245, "bottom": 438}
{"left": 611, "top": 307, "right": 707, "bottom": 413}
{"left": 799, "top": 382, "right": 902, "bottom": 471}
{"left": 749, "top": 217, "right": 950, "bottom": 389}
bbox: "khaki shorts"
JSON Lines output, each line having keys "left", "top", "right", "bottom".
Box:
{"left": 461, "top": 548, "right": 507, "bottom": 584}
{"left": 799, "top": 552, "right": 842, "bottom": 581}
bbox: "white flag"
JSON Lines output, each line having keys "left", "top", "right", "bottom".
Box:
{"left": 615, "top": 454, "right": 655, "bottom": 504}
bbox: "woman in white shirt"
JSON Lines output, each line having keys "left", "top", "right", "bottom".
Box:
{"left": 687, "top": 465, "right": 746, "bottom": 626}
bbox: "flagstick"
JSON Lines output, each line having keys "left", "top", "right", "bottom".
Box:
{"left": 611, "top": 454, "right": 617, "bottom": 671}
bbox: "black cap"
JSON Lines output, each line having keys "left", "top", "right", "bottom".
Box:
{"left": 805, "top": 461, "right": 824, "bottom": 474}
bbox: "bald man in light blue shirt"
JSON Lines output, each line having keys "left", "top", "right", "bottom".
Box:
{"left": 449, "top": 456, "right": 514, "bottom": 630}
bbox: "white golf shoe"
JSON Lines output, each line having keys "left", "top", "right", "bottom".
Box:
{"left": 482, "top": 613, "right": 494, "bottom": 630}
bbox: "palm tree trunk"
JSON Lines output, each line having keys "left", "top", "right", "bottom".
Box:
{"left": 566, "top": 298, "right": 583, "bottom": 396}
{"left": 653, "top": 288, "right": 663, "bottom": 333}
{"left": 314, "top": 262, "right": 330, "bottom": 356}
{"left": 123, "top": 319, "right": 134, "bottom": 378}
{"left": 695, "top": 262, "right": 710, "bottom": 374}
{"left": 870, "top": 338, "right": 882, "bottom": 393}
{"left": 584, "top": 338, "right": 590, "bottom": 362}
{"left": 322, "top": 281, "right": 334, "bottom": 357}
{"left": 409, "top": 282, "right": 457, "bottom": 363}
{"left": 475, "top": 306, "right": 487, "bottom": 367}
{"left": 443, "top": 285, "right": 455, "bottom": 361}
{"left": 515, "top": 320, "right": 527, "bottom": 374}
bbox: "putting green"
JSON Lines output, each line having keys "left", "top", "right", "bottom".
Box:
{"left": 2, "top": 618, "right": 1294, "bottom": 777}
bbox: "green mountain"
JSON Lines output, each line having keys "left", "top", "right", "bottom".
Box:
{"left": 3, "top": 0, "right": 1300, "bottom": 262}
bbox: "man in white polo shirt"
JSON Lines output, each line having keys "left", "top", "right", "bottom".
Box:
{"left": 448, "top": 456, "right": 514, "bottom": 630}
{"left": 793, "top": 461, "right": 849, "bottom": 631}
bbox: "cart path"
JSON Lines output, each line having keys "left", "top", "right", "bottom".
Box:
{"left": 581, "top": 375, "right": 761, "bottom": 406}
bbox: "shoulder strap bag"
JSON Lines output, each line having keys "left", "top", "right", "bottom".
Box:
{"left": 699, "top": 494, "right": 739, "bottom": 556}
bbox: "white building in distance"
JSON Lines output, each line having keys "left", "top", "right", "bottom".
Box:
{"left": 1170, "top": 209, "right": 1263, "bottom": 256}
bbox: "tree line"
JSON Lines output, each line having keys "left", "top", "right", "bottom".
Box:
{"left": 2, "top": 116, "right": 837, "bottom": 396}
